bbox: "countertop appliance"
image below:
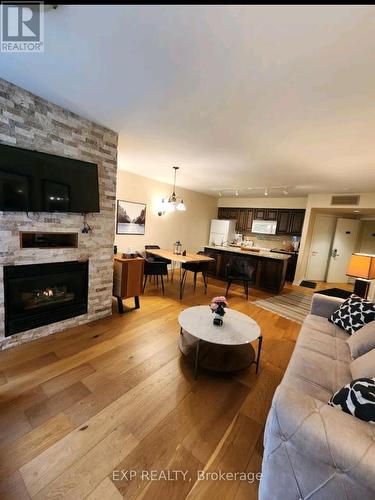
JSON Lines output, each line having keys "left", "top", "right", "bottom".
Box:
{"left": 234, "top": 233, "right": 243, "bottom": 245}
{"left": 251, "top": 219, "right": 277, "bottom": 235}
{"left": 209, "top": 219, "right": 236, "bottom": 246}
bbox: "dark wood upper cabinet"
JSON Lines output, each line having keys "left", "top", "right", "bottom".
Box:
{"left": 217, "top": 207, "right": 241, "bottom": 230}
{"left": 218, "top": 207, "right": 230, "bottom": 219}
{"left": 276, "top": 210, "right": 291, "bottom": 234}
{"left": 237, "top": 209, "right": 246, "bottom": 230}
{"left": 288, "top": 210, "right": 305, "bottom": 235}
{"left": 254, "top": 208, "right": 266, "bottom": 220}
{"left": 217, "top": 207, "right": 305, "bottom": 235}
{"left": 228, "top": 209, "right": 240, "bottom": 221}
{"left": 244, "top": 209, "right": 253, "bottom": 231}
{"left": 265, "top": 209, "right": 278, "bottom": 220}
{"left": 237, "top": 209, "right": 253, "bottom": 231}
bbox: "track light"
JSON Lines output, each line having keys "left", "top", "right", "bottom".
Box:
{"left": 264, "top": 188, "right": 268, "bottom": 196}
{"left": 283, "top": 189, "right": 288, "bottom": 195}
{"left": 218, "top": 191, "right": 222, "bottom": 197}
{"left": 235, "top": 189, "right": 239, "bottom": 196}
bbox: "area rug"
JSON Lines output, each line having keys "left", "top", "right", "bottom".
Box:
{"left": 253, "top": 291, "right": 312, "bottom": 323}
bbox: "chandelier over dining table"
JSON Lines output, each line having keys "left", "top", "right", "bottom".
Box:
{"left": 158, "top": 166, "right": 186, "bottom": 215}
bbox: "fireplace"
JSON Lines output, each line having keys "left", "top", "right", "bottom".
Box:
{"left": 4, "top": 261, "right": 88, "bottom": 336}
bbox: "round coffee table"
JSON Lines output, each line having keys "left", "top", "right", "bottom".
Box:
{"left": 178, "top": 306, "right": 262, "bottom": 379}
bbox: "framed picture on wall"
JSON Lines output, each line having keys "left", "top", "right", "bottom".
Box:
{"left": 116, "top": 200, "right": 146, "bottom": 235}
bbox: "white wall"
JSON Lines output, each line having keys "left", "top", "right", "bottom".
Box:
{"left": 217, "top": 197, "right": 307, "bottom": 209}
{"left": 115, "top": 170, "right": 217, "bottom": 254}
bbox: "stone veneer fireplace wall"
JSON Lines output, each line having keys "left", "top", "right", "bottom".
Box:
{"left": 0, "top": 78, "right": 118, "bottom": 349}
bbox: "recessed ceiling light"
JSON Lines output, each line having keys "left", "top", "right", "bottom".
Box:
{"left": 354, "top": 210, "right": 360, "bottom": 213}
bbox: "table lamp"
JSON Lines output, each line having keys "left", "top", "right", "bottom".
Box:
{"left": 346, "top": 253, "right": 375, "bottom": 299}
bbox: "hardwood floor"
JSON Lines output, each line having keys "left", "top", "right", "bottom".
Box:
{"left": 0, "top": 276, "right": 306, "bottom": 499}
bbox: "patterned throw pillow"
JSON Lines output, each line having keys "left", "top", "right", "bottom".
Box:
{"left": 329, "top": 294, "right": 375, "bottom": 335}
{"left": 329, "top": 378, "right": 375, "bottom": 424}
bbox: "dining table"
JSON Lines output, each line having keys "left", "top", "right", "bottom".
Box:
{"left": 145, "top": 249, "right": 215, "bottom": 299}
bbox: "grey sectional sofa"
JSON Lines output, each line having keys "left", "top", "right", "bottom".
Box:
{"left": 260, "top": 293, "right": 375, "bottom": 500}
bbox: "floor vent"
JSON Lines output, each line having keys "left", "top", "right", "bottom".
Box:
{"left": 300, "top": 280, "right": 317, "bottom": 289}
{"left": 330, "top": 195, "right": 360, "bottom": 206}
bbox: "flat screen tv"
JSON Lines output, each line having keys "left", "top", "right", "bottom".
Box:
{"left": 0, "top": 143, "right": 100, "bottom": 213}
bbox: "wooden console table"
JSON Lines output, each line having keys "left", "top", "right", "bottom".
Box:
{"left": 113, "top": 255, "right": 144, "bottom": 313}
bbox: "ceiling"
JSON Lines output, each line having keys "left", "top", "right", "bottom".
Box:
{"left": 1, "top": 5, "right": 375, "bottom": 197}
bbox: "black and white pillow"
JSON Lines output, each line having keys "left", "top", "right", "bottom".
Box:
{"left": 329, "top": 294, "right": 375, "bottom": 335}
{"left": 329, "top": 378, "right": 375, "bottom": 424}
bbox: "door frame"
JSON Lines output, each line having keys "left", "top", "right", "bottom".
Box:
{"left": 305, "top": 213, "right": 337, "bottom": 282}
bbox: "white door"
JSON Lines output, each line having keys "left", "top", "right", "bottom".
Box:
{"left": 326, "top": 218, "right": 361, "bottom": 283}
{"left": 306, "top": 215, "right": 337, "bottom": 281}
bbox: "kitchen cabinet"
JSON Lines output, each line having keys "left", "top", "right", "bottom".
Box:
{"left": 254, "top": 208, "right": 266, "bottom": 220}
{"left": 255, "top": 258, "right": 287, "bottom": 292}
{"left": 228, "top": 209, "right": 239, "bottom": 221}
{"left": 286, "top": 253, "right": 298, "bottom": 282}
{"left": 276, "top": 210, "right": 291, "bottom": 234}
{"left": 204, "top": 247, "right": 288, "bottom": 293}
{"left": 217, "top": 208, "right": 239, "bottom": 229}
{"left": 270, "top": 250, "right": 298, "bottom": 281}
{"left": 217, "top": 207, "right": 229, "bottom": 219}
{"left": 289, "top": 210, "right": 305, "bottom": 235}
{"left": 217, "top": 207, "right": 305, "bottom": 236}
{"left": 237, "top": 209, "right": 246, "bottom": 231}
{"left": 237, "top": 209, "right": 253, "bottom": 231}
{"left": 265, "top": 209, "right": 278, "bottom": 220}
{"left": 244, "top": 209, "right": 253, "bottom": 230}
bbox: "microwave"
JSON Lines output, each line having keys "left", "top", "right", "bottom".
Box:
{"left": 251, "top": 219, "right": 277, "bottom": 235}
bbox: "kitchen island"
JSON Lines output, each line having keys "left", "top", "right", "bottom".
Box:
{"left": 204, "top": 245, "right": 290, "bottom": 293}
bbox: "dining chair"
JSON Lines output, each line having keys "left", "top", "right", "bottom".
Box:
{"left": 145, "top": 245, "right": 171, "bottom": 280}
{"left": 225, "top": 256, "right": 255, "bottom": 300}
{"left": 180, "top": 251, "right": 211, "bottom": 298}
{"left": 142, "top": 257, "right": 168, "bottom": 295}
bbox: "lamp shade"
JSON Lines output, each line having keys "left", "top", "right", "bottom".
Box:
{"left": 176, "top": 200, "right": 186, "bottom": 211}
{"left": 346, "top": 253, "right": 375, "bottom": 280}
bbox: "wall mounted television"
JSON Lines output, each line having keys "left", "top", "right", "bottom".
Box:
{"left": 0, "top": 143, "right": 100, "bottom": 213}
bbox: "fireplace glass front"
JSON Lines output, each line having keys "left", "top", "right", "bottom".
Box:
{"left": 4, "top": 260, "right": 88, "bottom": 336}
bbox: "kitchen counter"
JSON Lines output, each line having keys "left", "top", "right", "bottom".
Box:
{"left": 205, "top": 245, "right": 290, "bottom": 261}
{"left": 270, "top": 248, "right": 299, "bottom": 255}
{"left": 204, "top": 246, "right": 289, "bottom": 293}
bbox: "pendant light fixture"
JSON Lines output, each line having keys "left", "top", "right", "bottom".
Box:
{"left": 166, "top": 166, "right": 186, "bottom": 213}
